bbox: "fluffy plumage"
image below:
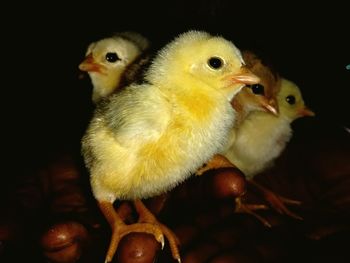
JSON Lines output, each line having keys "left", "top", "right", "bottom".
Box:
{"left": 224, "top": 78, "right": 315, "bottom": 179}
{"left": 81, "top": 30, "right": 259, "bottom": 262}
{"left": 79, "top": 31, "right": 150, "bottom": 103}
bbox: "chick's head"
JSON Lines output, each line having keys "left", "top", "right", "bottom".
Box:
{"left": 147, "top": 30, "right": 260, "bottom": 101}
{"left": 79, "top": 32, "right": 150, "bottom": 102}
{"left": 80, "top": 36, "right": 142, "bottom": 76}
{"left": 234, "top": 50, "right": 281, "bottom": 115}
{"left": 278, "top": 78, "right": 315, "bottom": 121}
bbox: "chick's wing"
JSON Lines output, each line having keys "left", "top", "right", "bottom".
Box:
{"left": 95, "top": 84, "right": 171, "bottom": 145}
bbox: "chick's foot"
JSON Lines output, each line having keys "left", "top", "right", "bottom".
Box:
{"left": 98, "top": 201, "right": 165, "bottom": 263}
{"left": 250, "top": 180, "right": 303, "bottom": 220}
{"left": 134, "top": 199, "right": 181, "bottom": 262}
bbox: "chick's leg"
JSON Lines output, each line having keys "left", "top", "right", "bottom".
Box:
{"left": 98, "top": 201, "right": 164, "bottom": 263}
{"left": 134, "top": 199, "right": 181, "bottom": 262}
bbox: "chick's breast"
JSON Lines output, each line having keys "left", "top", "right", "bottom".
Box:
{"left": 228, "top": 112, "right": 292, "bottom": 178}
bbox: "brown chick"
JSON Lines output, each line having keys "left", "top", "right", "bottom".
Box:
{"left": 232, "top": 50, "right": 280, "bottom": 124}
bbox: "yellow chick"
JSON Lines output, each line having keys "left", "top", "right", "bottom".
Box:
{"left": 224, "top": 78, "right": 315, "bottom": 224}
{"left": 79, "top": 31, "right": 150, "bottom": 103}
{"left": 225, "top": 78, "right": 314, "bottom": 178}
{"left": 81, "top": 30, "right": 260, "bottom": 263}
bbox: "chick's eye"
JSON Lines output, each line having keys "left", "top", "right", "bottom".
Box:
{"left": 251, "top": 84, "right": 265, "bottom": 95}
{"left": 286, "top": 95, "right": 296, "bottom": 105}
{"left": 105, "top": 52, "right": 120, "bottom": 63}
{"left": 208, "top": 57, "right": 223, "bottom": 69}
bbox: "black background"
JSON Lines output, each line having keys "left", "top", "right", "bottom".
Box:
{"left": 3, "top": 0, "right": 350, "bottom": 182}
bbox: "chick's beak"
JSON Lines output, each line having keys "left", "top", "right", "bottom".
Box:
{"left": 228, "top": 67, "right": 260, "bottom": 85}
{"left": 299, "top": 106, "right": 315, "bottom": 117}
{"left": 79, "top": 53, "right": 105, "bottom": 74}
{"left": 262, "top": 98, "right": 279, "bottom": 116}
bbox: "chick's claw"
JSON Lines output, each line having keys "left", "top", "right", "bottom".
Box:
{"left": 134, "top": 199, "right": 181, "bottom": 261}
{"left": 158, "top": 222, "right": 181, "bottom": 261}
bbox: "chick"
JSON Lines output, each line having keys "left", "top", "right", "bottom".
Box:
{"left": 81, "top": 30, "right": 259, "bottom": 263}
{"left": 224, "top": 77, "right": 315, "bottom": 223}
{"left": 225, "top": 78, "right": 314, "bottom": 178}
{"left": 79, "top": 31, "right": 150, "bottom": 103}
